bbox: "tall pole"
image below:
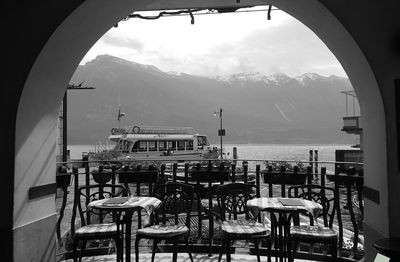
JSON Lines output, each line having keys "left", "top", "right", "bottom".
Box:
{"left": 62, "top": 92, "right": 68, "bottom": 162}
{"left": 219, "top": 108, "right": 223, "bottom": 159}
{"left": 214, "top": 108, "right": 224, "bottom": 159}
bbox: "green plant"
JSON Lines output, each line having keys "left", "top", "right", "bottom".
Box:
{"left": 265, "top": 160, "right": 307, "bottom": 171}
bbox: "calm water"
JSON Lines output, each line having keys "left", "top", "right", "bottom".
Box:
{"left": 68, "top": 143, "right": 351, "bottom": 161}
{"left": 68, "top": 143, "right": 352, "bottom": 172}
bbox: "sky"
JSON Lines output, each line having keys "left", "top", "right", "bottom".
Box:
{"left": 81, "top": 6, "right": 347, "bottom": 78}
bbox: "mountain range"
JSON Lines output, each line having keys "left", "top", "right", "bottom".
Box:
{"left": 68, "top": 54, "right": 356, "bottom": 145}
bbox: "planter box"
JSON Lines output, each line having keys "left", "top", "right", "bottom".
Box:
{"left": 118, "top": 169, "right": 159, "bottom": 183}
{"left": 91, "top": 169, "right": 112, "bottom": 184}
{"left": 262, "top": 171, "right": 307, "bottom": 185}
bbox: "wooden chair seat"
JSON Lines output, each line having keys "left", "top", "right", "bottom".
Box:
{"left": 137, "top": 224, "right": 189, "bottom": 238}
{"left": 75, "top": 222, "right": 118, "bottom": 237}
{"left": 221, "top": 219, "right": 269, "bottom": 236}
{"left": 290, "top": 225, "right": 337, "bottom": 239}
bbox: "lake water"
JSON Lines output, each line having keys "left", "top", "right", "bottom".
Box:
{"left": 68, "top": 143, "right": 353, "bottom": 172}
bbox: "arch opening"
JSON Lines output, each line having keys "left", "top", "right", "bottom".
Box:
{"left": 14, "top": 0, "right": 387, "bottom": 261}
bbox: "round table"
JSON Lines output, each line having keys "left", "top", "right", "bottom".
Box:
{"left": 373, "top": 237, "right": 400, "bottom": 260}
{"left": 247, "top": 197, "right": 322, "bottom": 262}
{"left": 89, "top": 196, "right": 161, "bottom": 262}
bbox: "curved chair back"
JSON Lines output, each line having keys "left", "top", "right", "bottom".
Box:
{"left": 154, "top": 183, "right": 194, "bottom": 228}
{"left": 74, "top": 184, "right": 127, "bottom": 229}
{"left": 217, "top": 183, "right": 257, "bottom": 221}
{"left": 288, "top": 184, "right": 335, "bottom": 227}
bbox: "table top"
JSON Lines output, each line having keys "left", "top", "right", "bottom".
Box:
{"left": 88, "top": 196, "right": 161, "bottom": 215}
{"left": 373, "top": 237, "right": 400, "bottom": 257}
{"left": 247, "top": 197, "right": 322, "bottom": 218}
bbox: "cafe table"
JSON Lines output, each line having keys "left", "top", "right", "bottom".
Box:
{"left": 247, "top": 197, "right": 322, "bottom": 262}
{"left": 88, "top": 196, "right": 162, "bottom": 262}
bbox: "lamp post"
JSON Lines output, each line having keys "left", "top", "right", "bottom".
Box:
{"left": 214, "top": 108, "right": 224, "bottom": 159}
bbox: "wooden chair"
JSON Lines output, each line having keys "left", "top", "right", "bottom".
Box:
{"left": 71, "top": 184, "right": 127, "bottom": 262}
{"left": 217, "top": 183, "right": 271, "bottom": 262}
{"left": 135, "top": 182, "right": 194, "bottom": 262}
{"left": 287, "top": 184, "right": 337, "bottom": 261}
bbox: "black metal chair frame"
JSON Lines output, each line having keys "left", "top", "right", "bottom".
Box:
{"left": 135, "top": 182, "right": 195, "bottom": 262}
{"left": 189, "top": 163, "right": 229, "bottom": 255}
{"left": 71, "top": 183, "right": 127, "bottom": 262}
{"left": 287, "top": 184, "right": 338, "bottom": 261}
{"left": 216, "top": 183, "right": 271, "bottom": 262}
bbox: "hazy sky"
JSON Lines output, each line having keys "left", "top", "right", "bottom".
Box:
{"left": 81, "top": 7, "right": 347, "bottom": 78}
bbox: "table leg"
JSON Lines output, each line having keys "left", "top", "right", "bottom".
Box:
{"left": 125, "top": 211, "right": 133, "bottom": 262}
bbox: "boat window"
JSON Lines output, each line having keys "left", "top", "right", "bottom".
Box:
{"left": 138, "top": 141, "right": 147, "bottom": 152}
{"left": 131, "top": 141, "right": 138, "bottom": 152}
{"left": 148, "top": 141, "right": 157, "bottom": 151}
{"left": 167, "top": 141, "right": 176, "bottom": 150}
{"left": 118, "top": 140, "right": 133, "bottom": 153}
{"left": 177, "top": 140, "right": 185, "bottom": 151}
{"left": 186, "top": 140, "right": 194, "bottom": 150}
{"left": 159, "top": 141, "right": 167, "bottom": 151}
{"left": 197, "top": 136, "right": 209, "bottom": 149}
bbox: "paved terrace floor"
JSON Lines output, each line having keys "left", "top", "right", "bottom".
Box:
{"left": 64, "top": 253, "right": 314, "bottom": 262}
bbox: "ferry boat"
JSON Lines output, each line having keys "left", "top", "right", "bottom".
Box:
{"left": 108, "top": 125, "right": 218, "bottom": 160}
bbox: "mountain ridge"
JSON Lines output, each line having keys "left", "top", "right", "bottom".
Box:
{"left": 69, "top": 54, "right": 355, "bottom": 145}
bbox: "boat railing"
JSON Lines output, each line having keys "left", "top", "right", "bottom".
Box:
{"left": 55, "top": 158, "right": 364, "bottom": 261}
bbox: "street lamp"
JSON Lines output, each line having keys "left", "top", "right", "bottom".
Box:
{"left": 213, "top": 108, "right": 224, "bottom": 159}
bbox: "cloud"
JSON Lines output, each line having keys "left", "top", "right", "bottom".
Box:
{"left": 82, "top": 7, "right": 347, "bottom": 78}
{"left": 101, "top": 34, "right": 144, "bottom": 52}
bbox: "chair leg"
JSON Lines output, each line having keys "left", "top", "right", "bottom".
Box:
{"left": 218, "top": 237, "right": 225, "bottom": 262}
{"left": 226, "top": 238, "right": 231, "bottom": 262}
{"left": 290, "top": 240, "right": 299, "bottom": 262}
{"left": 79, "top": 240, "right": 86, "bottom": 262}
{"left": 267, "top": 237, "right": 272, "bottom": 262}
{"left": 135, "top": 235, "right": 141, "bottom": 262}
{"left": 115, "top": 237, "right": 121, "bottom": 262}
{"left": 72, "top": 239, "right": 78, "bottom": 262}
{"left": 254, "top": 239, "right": 261, "bottom": 262}
{"left": 151, "top": 239, "right": 158, "bottom": 262}
{"left": 172, "top": 240, "right": 178, "bottom": 262}
{"left": 197, "top": 195, "right": 202, "bottom": 239}
{"left": 331, "top": 239, "right": 338, "bottom": 261}
{"left": 185, "top": 236, "right": 194, "bottom": 262}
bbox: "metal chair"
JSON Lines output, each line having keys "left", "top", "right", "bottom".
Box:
{"left": 135, "top": 182, "right": 194, "bottom": 262}
{"left": 71, "top": 184, "right": 127, "bottom": 262}
{"left": 189, "top": 162, "right": 229, "bottom": 255}
{"left": 287, "top": 184, "right": 338, "bottom": 261}
{"left": 217, "top": 183, "right": 271, "bottom": 262}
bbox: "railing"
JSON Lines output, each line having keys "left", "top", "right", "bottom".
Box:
{"left": 55, "top": 158, "right": 364, "bottom": 261}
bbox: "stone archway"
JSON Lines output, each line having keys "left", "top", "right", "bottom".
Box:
{"left": 14, "top": 0, "right": 387, "bottom": 261}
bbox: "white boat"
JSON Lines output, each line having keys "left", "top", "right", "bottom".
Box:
{"left": 107, "top": 125, "right": 217, "bottom": 160}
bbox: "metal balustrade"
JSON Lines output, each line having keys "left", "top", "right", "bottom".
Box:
{"left": 55, "top": 158, "right": 364, "bottom": 261}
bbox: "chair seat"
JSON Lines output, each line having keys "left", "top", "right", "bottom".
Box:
{"left": 137, "top": 224, "right": 189, "bottom": 238}
{"left": 290, "top": 225, "right": 337, "bottom": 239}
{"left": 221, "top": 220, "right": 269, "bottom": 236}
{"left": 75, "top": 222, "right": 118, "bottom": 237}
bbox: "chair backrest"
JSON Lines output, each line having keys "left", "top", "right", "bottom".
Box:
{"left": 288, "top": 184, "right": 335, "bottom": 227}
{"left": 74, "top": 184, "right": 127, "bottom": 228}
{"left": 217, "top": 183, "right": 257, "bottom": 221}
{"left": 118, "top": 165, "right": 159, "bottom": 196}
{"left": 153, "top": 183, "right": 194, "bottom": 228}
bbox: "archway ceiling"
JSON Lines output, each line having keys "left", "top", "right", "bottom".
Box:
{"left": 136, "top": 0, "right": 268, "bottom": 11}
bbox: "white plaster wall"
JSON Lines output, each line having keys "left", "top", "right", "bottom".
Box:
{"left": 15, "top": 0, "right": 388, "bottom": 260}
{"left": 263, "top": 0, "right": 389, "bottom": 238}
{"left": 15, "top": 0, "right": 160, "bottom": 230}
